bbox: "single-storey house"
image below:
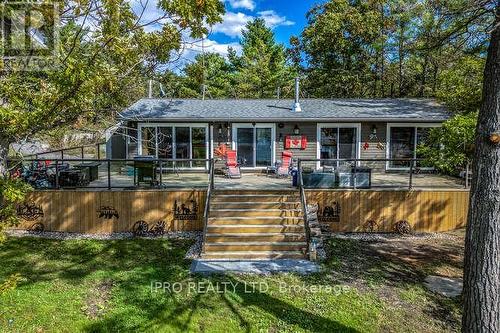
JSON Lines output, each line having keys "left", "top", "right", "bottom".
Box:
{"left": 111, "top": 93, "right": 449, "bottom": 171}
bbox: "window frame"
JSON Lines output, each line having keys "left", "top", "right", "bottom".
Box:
{"left": 137, "top": 123, "right": 209, "bottom": 169}
{"left": 316, "top": 123, "right": 362, "bottom": 169}
{"left": 385, "top": 123, "right": 442, "bottom": 171}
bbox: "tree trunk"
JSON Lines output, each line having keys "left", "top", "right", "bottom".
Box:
{"left": 463, "top": 7, "right": 500, "bottom": 332}
{"left": 0, "top": 135, "right": 9, "bottom": 177}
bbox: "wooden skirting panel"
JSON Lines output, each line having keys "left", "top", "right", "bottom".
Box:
{"left": 14, "top": 190, "right": 206, "bottom": 233}
{"left": 12, "top": 189, "right": 469, "bottom": 234}
{"left": 306, "top": 190, "right": 470, "bottom": 232}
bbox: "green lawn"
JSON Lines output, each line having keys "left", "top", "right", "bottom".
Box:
{"left": 0, "top": 236, "right": 462, "bottom": 332}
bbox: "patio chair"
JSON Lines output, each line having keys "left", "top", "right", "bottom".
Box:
{"left": 276, "top": 150, "right": 293, "bottom": 177}
{"left": 225, "top": 149, "right": 241, "bottom": 178}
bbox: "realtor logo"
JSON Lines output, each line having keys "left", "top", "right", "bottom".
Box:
{"left": 0, "top": 1, "right": 59, "bottom": 70}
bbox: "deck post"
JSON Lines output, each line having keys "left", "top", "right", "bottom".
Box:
{"left": 409, "top": 160, "right": 414, "bottom": 190}
{"left": 159, "top": 160, "right": 163, "bottom": 187}
{"left": 97, "top": 144, "right": 101, "bottom": 160}
{"left": 107, "top": 160, "right": 111, "bottom": 190}
{"left": 465, "top": 161, "right": 470, "bottom": 189}
{"left": 61, "top": 150, "right": 64, "bottom": 160}
{"left": 81, "top": 146, "right": 84, "bottom": 159}
{"left": 55, "top": 160, "right": 59, "bottom": 189}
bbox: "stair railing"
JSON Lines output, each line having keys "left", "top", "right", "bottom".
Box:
{"left": 202, "top": 158, "right": 215, "bottom": 254}
{"left": 297, "top": 159, "right": 311, "bottom": 258}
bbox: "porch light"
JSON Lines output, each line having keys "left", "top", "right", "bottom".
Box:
{"left": 293, "top": 124, "right": 300, "bottom": 135}
{"left": 371, "top": 125, "right": 377, "bottom": 135}
{"left": 218, "top": 124, "right": 223, "bottom": 135}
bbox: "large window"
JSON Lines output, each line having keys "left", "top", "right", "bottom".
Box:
{"left": 318, "top": 124, "right": 359, "bottom": 167}
{"left": 387, "top": 124, "right": 440, "bottom": 169}
{"left": 139, "top": 124, "right": 208, "bottom": 167}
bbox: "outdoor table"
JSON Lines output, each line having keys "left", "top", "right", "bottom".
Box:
{"left": 59, "top": 169, "right": 89, "bottom": 187}
{"left": 74, "top": 162, "right": 101, "bottom": 182}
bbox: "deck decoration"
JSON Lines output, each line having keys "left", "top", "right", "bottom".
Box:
{"left": 317, "top": 202, "right": 341, "bottom": 223}
{"left": 17, "top": 202, "right": 44, "bottom": 221}
{"left": 173, "top": 200, "right": 198, "bottom": 220}
{"left": 132, "top": 220, "right": 149, "bottom": 236}
{"left": 394, "top": 220, "right": 411, "bottom": 235}
{"left": 28, "top": 222, "right": 45, "bottom": 233}
{"left": 284, "top": 135, "right": 307, "bottom": 150}
{"left": 97, "top": 206, "right": 119, "bottom": 220}
{"left": 131, "top": 220, "right": 166, "bottom": 236}
{"left": 364, "top": 219, "right": 378, "bottom": 232}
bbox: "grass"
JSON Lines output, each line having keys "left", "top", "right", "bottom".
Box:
{"left": 0, "top": 236, "right": 462, "bottom": 332}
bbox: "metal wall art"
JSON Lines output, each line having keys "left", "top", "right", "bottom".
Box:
{"left": 97, "top": 206, "right": 119, "bottom": 219}
{"left": 317, "top": 202, "right": 341, "bottom": 222}
{"left": 29, "top": 222, "right": 45, "bottom": 233}
{"left": 132, "top": 220, "right": 166, "bottom": 237}
{"left": 17, "top": 202, "right": 44, "bottom": 221}
{"left": 173, "top": 200, "right": 198, "bottom": 220}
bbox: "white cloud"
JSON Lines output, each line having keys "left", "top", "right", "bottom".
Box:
{"left": 258, "top": 10, "right": 295, "bottom": 28}
{"left": 226, "top": 0, "right": 256, "bottom": 11}
{"left": 167, "top": 37, "right": 242, "bottom": 72}
{"left": 212, "top": 12, "right": 253, "bottom": 38}
{"left": 212, "top": 10, "right": 295, "bottom": 38}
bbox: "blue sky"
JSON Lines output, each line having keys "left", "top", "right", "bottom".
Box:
{"left": 130, "top": 0, "right": 325, "bottom": 70}
{"left": 210, "top": 0, "right": 324, "bottom": 47}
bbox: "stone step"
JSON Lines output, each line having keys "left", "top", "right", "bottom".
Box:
{"left": 210, "top": 209, "right": 302, "bottom": 218}
{"left": 207, "top": 224, "right": 305, "bottom": 234}
{"left": 205, "top": 233, "right": 306, "bottom": 243}
{"left": 204, "top": 242, "right": 307, "bottom": 252}
{"left": 210, "top": 202, "right": 301, "bottom": 210}
{"left": 208, "top": 216, "right": 303, "bottom": 225}
{"left": 201, "top": 251, "right": 306, "bottom": 260}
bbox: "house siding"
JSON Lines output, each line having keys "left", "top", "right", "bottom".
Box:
{"left": 276, "top": 122, "right": 317, "bottom": 169}
{"left": 360, "top": 122, "right": 387, "bottom": 170}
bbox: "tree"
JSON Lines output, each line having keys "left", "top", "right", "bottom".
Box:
{"left": 418, "top": 112, "right": 477, "bottom": 174}
{"left": 436, "top": 56, "right": 485, "bottom": 113}
{"left": 463, "top": 2, "right": 500, "bottom": 331}
{"left": 231, "top": 18, "right": 294, "bottom": 98}
{"left": 301, "top": 0, "right": 387, "bottom": 97}
{"left": 0, "top": 0, "right": 224, "bottom": 230}
{"left": 182, "top": 52, "right": 233, "bottom": 98}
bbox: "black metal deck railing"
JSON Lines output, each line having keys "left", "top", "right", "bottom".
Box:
{"left": 296, "top": 158, "right": 470, "bottom": 190}
{"left": 7, "top": 158, "right": 212, "bottom": 190}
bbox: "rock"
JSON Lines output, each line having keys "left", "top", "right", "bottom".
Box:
{"left": 424, "top": 275, "right": 463, "bottom": 298}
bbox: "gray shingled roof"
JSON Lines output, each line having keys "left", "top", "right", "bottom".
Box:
{"left": 118, "top": 98, "right": 449, "bottom": 122}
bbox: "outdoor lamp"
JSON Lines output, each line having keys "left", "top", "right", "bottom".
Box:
{"left": 293, "top": 124, "right": 300, "bottom": 135}
{"left": 371, "top": 125, "right": 377, "bottom": 135}
{"left": 218, "top": 124, "right": 223, "bottom": 135}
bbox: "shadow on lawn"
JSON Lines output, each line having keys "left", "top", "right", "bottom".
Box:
{"left": 1, "top": 237, "right": 358, "bottom": 332}
{"left": 84, "top": 273, "right": 358, "bottom": 333}
{"left": 320, "top": 237, "right": 463, "bottom": 331}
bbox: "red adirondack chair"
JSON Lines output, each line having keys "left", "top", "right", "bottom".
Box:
{"left": 225, "top": 149, "right": 241, "bottom": 178}
{"left": 277, "top": 150, "right": 293, "bottom": 177}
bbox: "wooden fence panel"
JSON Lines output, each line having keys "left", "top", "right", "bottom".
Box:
{"left": 12, "top": 189, "right": 468, "bottom": 234}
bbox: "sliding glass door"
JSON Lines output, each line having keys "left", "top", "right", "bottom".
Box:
{"left": 236, "top": 128, "right": 254, "bottom": 167}
{"left": 318, "top": 124, "right": 360, "bottom": 167}
{"left": 233, "top": 124, "right": 275, "bottom": 168}
{"left": 138, "top": 124, "right": 208, "bottom": 168}
{"left": 387, "top": 124, "right": 440, "bottom": 169}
